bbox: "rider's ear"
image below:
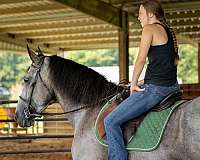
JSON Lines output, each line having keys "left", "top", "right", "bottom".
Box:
{"left": 27, "top": 45, "right": 40, "bottom": 63}
{"left": 148, "top": 12, "right": 154, "bottom": 18}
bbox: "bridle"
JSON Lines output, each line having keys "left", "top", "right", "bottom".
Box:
{"left": 19, "top": 56, "right": 126, "bottom": 120}
{"left": 19, "top": 56, "right": 56, "bottom": 119}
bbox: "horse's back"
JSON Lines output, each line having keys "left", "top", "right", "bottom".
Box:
{"left": 181, "top": 97, "right": 200, "bottom": 159}
{"left": 73, "top": 97, "right": 200, "bottom": 160}
{"left": 129, "top": 97, "right": 200, "bottom": 160}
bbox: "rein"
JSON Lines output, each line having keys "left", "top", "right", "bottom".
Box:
{"left": 19, "top": 55, "right": 128, "bottom": 119}
{"left": 33, "top": 83, "right": 127, "bottom": 118}
{"left": 39, "top": 90, "right": 120, "bottom": 117}
{"left": 38, "top": 80, "right": 128, "bottom": 117}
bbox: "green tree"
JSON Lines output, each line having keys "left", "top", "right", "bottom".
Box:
{"left": 178, "top": 44, "right": 198, "bottom": 83}
{"left": 66, "top": 49, "right": 119, "bottom": 66}
{"left": 66, "top": 45, "right": 198, "bottom": 84}
{"left": 129, "top": 48, "right": 138, "bottom": 65}
{"left": 66, "top": 48, "right": 139, "bottom": 67}
{"left": 0, "top": 53, "right": 30, "bottom": 89}
{"left": 0, "top": 44, "right": 197, "bottom": 100}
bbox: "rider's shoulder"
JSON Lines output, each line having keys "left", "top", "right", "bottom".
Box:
{"left": 142, "top": 24, "right": 154, "bottom": 35}
{"left": 142, "top": 24, "right": 155, "bottom": 30}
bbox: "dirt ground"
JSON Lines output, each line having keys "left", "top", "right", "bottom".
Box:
{"left": 0, "top": 138, "right": 73, "bottom": 160}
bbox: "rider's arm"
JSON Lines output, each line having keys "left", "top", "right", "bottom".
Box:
{"left": 131, "top": 25, "right": 153, "bottom": 93}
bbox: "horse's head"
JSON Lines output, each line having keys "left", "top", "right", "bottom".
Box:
{"left": 15, "top": 46, "right": 56, "bottom": 127}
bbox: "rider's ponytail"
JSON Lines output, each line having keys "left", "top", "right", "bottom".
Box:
{"left": 159, "top": 17, "right": 179, "bottom": 65}
{"left": 141, "top": 0, "right": 179, "bottom": 65}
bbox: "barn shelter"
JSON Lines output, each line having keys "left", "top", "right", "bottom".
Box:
{"left": 0, "top": 1, "right": 200, "bottom": 159}
{"left": 0, "top": 0, "right": 199, "bottom": 91}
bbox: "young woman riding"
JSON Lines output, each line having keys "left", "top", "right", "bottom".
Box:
{"left": 104, "top": 0, "right": 180, "bottom": 159}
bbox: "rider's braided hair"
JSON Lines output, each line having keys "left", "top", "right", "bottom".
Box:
{"left": 141, "top": 0, "right": 179, "bottom": 65}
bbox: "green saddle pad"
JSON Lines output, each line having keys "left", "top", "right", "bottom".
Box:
{"left": 95, "top": 97, "right": 187, "bottom": 151}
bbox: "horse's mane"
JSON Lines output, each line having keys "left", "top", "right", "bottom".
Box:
{"left": 48, "top": 55, "right": 118, "bottom": 105}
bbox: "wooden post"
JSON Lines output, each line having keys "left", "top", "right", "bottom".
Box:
{"left": 198, "top": 43, "right": 200, "bottom": 83}
{"left": 57, "top": 51, "right": 65, "bottom": 58}
{"left": 118, "top": 10, "right": 129, "bottom": 82}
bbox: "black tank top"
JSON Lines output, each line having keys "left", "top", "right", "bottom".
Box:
{"left": 144, "top": 23, "right": 177, "bottom": 86}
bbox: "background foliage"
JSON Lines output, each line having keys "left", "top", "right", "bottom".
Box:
{"left": 0, "top": 53, "right": 30, "bottom": 89}
{"left": 66, "top": 48, "right": 139, "bottom": 66}
{"left": 177, "top": 44, "right": 198, "bottom": 83}
{"left": 0, "top": 44, "right": 198, "bottom": 99}
{"left": 67, "top": 45, "right": 198, "bottom": 84}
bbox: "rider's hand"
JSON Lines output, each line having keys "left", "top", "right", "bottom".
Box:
{"left": 130, "top": 84, "right": 145, "bottom": 95}
{"left": 137, "top": 80, "right": 144, "bottom": 87}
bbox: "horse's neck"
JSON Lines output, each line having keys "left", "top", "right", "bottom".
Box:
{"left": 57, "top": 98, "right": 103, "bottom": 130}
{"left": 56, "top": 82, "right": 120, "bottom": 129}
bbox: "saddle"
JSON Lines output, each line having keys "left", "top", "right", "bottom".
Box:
{"left": 95, "top": 89, "right": 182, "bottom": 144}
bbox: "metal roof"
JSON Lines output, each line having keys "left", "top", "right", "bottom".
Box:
{"left": 0, "top": 0, "right": 199, "bottom": 54}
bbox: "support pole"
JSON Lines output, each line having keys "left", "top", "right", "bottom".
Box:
{"left": 57, "top": 51, "right": 65, "bottom": 58}
{"left": 198, "top": 43, "right": 200, "bottom": 83}
{"left": 119, "top": 10, "right": 129, "bottom": 82}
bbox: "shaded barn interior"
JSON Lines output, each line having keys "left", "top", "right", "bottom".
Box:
{"left": 0, "top": 0, "right": 200, "bottom": 159}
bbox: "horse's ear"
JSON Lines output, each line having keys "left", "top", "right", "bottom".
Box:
{"left": 27, "top": 45, "right": 40, "bottom": 63}
{"left": 37, "top": 46, "right": 44, "bottom": 56}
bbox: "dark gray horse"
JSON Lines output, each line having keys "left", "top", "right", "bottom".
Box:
{"left": 15, "top": 47, "right": 200, "bottom": 160}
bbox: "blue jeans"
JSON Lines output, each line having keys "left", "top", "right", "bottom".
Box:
{"left": 104, "top": 83, "right": 179, "bottom": 160}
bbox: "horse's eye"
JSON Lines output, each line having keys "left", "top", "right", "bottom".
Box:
{"left": 24, "top": 77, "right": 29, "bottom": 82}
